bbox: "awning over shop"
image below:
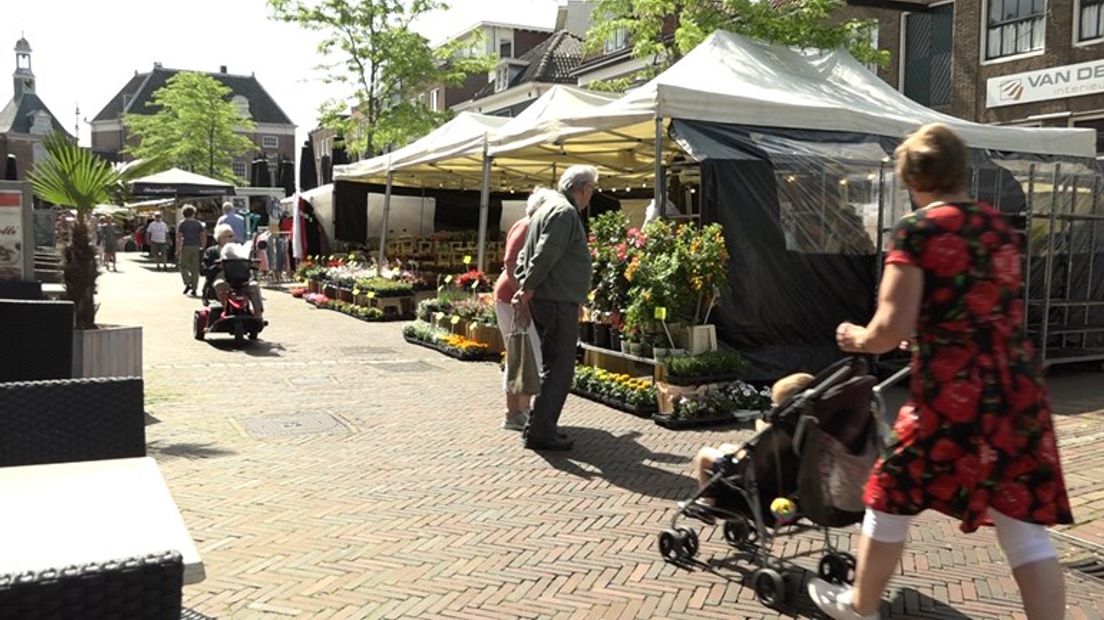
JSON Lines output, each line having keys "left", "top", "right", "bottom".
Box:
{"left": 129, "top": 168, "right": 236, "bottom": 198}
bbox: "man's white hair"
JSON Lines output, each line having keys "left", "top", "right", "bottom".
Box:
{"left": 558, "top": 165, "right": 599, "bottom": 195}
{"left": 222, "top": 201, "right": 234, "bottom": 214}
{"left": 213, "top": 223, "right": 234, "bottom": 240}
{"left": 525, "top": 187, "right": 556, "bottom": 216}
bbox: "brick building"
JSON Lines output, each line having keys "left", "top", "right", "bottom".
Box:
{"left": 847, "top": 0, "right": 1104, "bottom": 153}
{"left": 90, "top": 64, "right": 296, "bottom": 182}
{"left": 0, "top": 37, "right": 73, "bottom": 181}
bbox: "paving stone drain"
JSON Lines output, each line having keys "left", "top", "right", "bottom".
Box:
{"left": 237, "top": 412, "right": 348, "bottom": 438}
{"left": 1068, "top": 556, "right": 1104, "bottom": 582}
{"left": 369, "top": 361, "right": 438, "bottom": 373}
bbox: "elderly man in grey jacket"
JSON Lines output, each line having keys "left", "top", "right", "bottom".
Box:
{"left": 512, "top": 165, "right": 597, "bottom": 451}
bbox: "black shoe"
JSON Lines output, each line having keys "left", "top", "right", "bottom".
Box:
{"left": 183, "top": 285, "right": 190, "bottom": 295}
{"left": 524, "top": 435, "right": 573, "bottom": 451}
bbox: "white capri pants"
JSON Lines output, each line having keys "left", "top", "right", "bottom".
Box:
{"left": 862, "top": 508, "right": 1056, "bottom": 569}
{"left": 494, "top": 301, "right": 543, "bottom": 394}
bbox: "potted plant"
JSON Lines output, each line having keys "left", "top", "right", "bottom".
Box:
{"left": 29, "top": 133, "right": 161, "bottom": 378}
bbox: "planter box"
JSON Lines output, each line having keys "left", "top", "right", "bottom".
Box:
{"left": 467, "top": 323, "right": 504, "bottom": 353}
{"left": 655, "top": 380, "right": 734, "bottom": 415}
{"left": 675, "top": 325, "right": 718, "bottom": 354}
{"left": 570, "top": 387, "right": 656, "bottom": 417}
{"left": 322, "top": 284, "right": 338, "bottom": 298}
{"left": 403, "top": 334, "right": 499, "bottom": 362}
{"left": 72, "top": 324, "right": 142, "bottom": 378}
{"left": 307, "top": 279, "right": 321, "bottom": 294}
{"left": 335, "top": 287, "right": 354, "bottom": 303}
{"left": 652, "top": 411, "right": 739, "bottom": 430}
{"left": 664, "top": 373, "right": 744, "bottom": 387}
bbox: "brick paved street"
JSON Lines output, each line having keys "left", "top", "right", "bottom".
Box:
{"left": 95, "top": 254, "right": 1104, "bottom": 619}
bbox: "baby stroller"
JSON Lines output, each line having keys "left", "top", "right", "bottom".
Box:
{"left": 658, "top": 357, "right": 905, "bottom": 608}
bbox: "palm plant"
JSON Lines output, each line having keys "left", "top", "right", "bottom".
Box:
{"left": 29, "top": 133, "right": 161, "bottom": 329}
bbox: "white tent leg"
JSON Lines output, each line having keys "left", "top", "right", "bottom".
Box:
{"left": 477, "top": 156, "right": 492, "bottom": 274}
{"left": 654, "top": 118, "right": 665, "bottom": 217}
{"left": 377, "top": 171, "right": 393, "bottom": 276}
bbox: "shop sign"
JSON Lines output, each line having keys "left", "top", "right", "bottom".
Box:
{"left": 0, "top": 190, "right": 24, "bottom": 281}
{"left": 988, "top": 59, "right": 1104, "bottom": 108}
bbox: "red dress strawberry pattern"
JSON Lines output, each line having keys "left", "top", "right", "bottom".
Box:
{"left": 863, "top": 202, "right": 1073, "bottom": 532}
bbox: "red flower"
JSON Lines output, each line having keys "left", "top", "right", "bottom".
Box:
{"left": 922, "top": 233, "right": 971, "bottom": 277}
{"left": 927, "top": 205, "right": 965, "bottom": 232}
{"left": 965, "top": 281, "right": 1000, "bottom": 318}
{"left": 992, "top": 483, "right": 1032, "bottom": 519}
{"left": 917, "top": 405, "right": 941, "bottom": 439}
{"left": 928, "top": 475, "right": 961, "bottom": 501}
{"left": 992, "top": 244, "right": 1021, "bottom": 287}
{"left": 908, "top": 458, "right": 926, "bottom": 483}
{"left": 931, "top": 438, "right": 962, "bottom": 462}
{"left": 955, "top": 454, "right": 981, "bottom": 482}
{"left": 1006, "top": 455, "right": 1037, "bottom": 480}
{"left": 615, "top": 243, "right": 628, "bottom": 262}
{"left": 932, "top": 379, "right": 982, "bottom": 423}
{"left": 980, "top": 231, "right": 1002, "bottom": 248}
{"left": 930, "top": 347, "right": 972, "bottom": 382}
{"left": 992, "top": 418, "right": 1021, "bottom": 455}
{"left": 1032, "top": 504, "right": 1057, "bottom": 523}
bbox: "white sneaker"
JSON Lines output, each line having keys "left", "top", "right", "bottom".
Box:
{"left": 807, "top": 579, "right": 880, "bottom": 620}
{"left": 502, "top": 411, "right": 528, "bottom": 431}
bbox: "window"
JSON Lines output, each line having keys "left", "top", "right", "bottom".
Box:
{"left": 232, "top": 159, "right": 247, "bottom": 180}
{"left": 430, "top": 88, "right": 441, "bottom": 112}
{"left": 985, "top": 0, "right": 1045, "bottom": 60}
{"left": 1073, "top": 117, "right": 1104, "bottom": 154}
{"left": 862, "top": 24, "right": 880, "bottom": 74}
{"left": 903, "top": 4, "right": 954, "bottom": 106}
{"left": 1080, "top": 0, "right": 1104, "bottom": 41}
{"left": 604, "top": 27, "right": 629, "bottom": 54}
{"left": 495, "top": 66, "right": 510, "bottom": 93}
{"left": 232, "top": 95, "right": 251, "bottom": 119}
{"left": 499, "top": 40, "right": 513, "bottom": 58}
{"left": 261, "top": 135, "right": 278, "bottom": 149}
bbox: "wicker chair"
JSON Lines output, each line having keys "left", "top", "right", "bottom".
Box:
{"left": 0, "top": 377, "right": 145, "bottom": 468}
{"left": 0, "top": 299, "right": 73, "bottom": 382}
{"left": 0, "top": 551, "right": 183, "bottom": 620}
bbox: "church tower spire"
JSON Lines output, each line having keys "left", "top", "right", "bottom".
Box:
{"left": 13, "top": 36, "right": 34, "bottom": 100}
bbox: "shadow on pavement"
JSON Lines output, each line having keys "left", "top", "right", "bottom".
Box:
{"left": 147, "top": 440, "right": 235, "bottom": 460}
{"left": 536, "top": 427, "right": 696, "bottom": 501}
{"left": 205, "top": 339, "right": 285, "bottom": 357}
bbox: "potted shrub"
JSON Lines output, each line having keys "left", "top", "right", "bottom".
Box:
{"left": 29, "top": 133, "right": 160, "bottom": 378}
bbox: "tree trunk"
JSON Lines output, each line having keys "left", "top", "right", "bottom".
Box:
{"left": 64, "top": 219, "right": 100, "bottom": 330}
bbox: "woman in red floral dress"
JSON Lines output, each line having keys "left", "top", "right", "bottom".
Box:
{"left": 808, "top": 124, "right": 1072, "bottom": 620}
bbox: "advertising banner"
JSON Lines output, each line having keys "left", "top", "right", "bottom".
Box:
{"left": 988, "top": 58, "right": 1104, "bottom": 108}
{"left": 0, "top": 189, "right": 24, "bottom": 281}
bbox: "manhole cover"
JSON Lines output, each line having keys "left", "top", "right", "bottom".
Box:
{"left": 238, "top": 412, "right": 347, "bottom": 438}
{"left": 340, "top": 346, "right": 397, "bottom": 356}
{"left": 288, "top": 375, "right": 334, "bottom": 386}
{"left": 1067, "top": 556, "right": 1104, "bottom": 582}
{"left": 370, "top": 361, "right": 438, "bottom": 373}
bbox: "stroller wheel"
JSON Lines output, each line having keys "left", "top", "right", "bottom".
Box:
{"left": 818, "top": 553, "right": 856, "bottom": 585}
{"left": 658, "top": 530, "right": 684, "bottom": 562}
{"left": 675, "top": 527, "right": 699, "bottom": 558}
{"left": 723, "top": 517, "right": 756, "bottom": 548}
{"left": 751, "top": 568, "right": 786, "bottom": 608}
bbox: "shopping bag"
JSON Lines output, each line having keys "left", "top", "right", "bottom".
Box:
{"left": 506, "top": 311, "right": 541, "bottom": 395}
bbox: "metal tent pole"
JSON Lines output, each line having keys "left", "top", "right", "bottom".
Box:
{"left": 477, "top": 150, "right": 492, "bottom": 274}
{"left": 655, "top": 118, "right": 665, "bottom": 217}
{"left": 1023, "top": 164, "right": 1036, "bottom": 332}
{"left": 377, "top": 171, "right": 393, "bottom": 277}
{"left": 1040, "top": 164, "right": 1062, "bottom": 366}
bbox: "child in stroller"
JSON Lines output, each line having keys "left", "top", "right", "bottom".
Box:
{"left": 659, "top": 357, "right": 887, "bottom": 608}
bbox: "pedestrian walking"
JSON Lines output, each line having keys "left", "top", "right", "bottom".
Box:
{"left": 512, "top": 165, "right": 597, "bottom": 451}
{"left": 494, "top": 187, "right": 555, "bottom": 431}
{"left": 808, "top": 123, "right": 1071, "bottom": 620}
{"left": 216, "top": 202, "right": 246, "bottom": 243}
{"left": 146, "top": 212, "right": 170, "bottom": 271}
{"left": 176, "top": 204, "right": 207, "bottom": 296}
{"left": 98, "top": 216, "right": 118, "bottom": 272}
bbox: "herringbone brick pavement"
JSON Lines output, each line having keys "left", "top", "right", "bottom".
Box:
{"left": 93, "top": 255, "right": 1104, "bottom": 619}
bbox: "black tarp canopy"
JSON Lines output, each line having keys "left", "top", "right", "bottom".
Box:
{"left": 129, "top": 168, "right": 235, "bottom": 198}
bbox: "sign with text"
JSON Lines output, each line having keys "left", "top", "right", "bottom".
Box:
{"left": 0, "top": 190, "right": 24, "bottom": 281}
{"left": 987, "top": 59, "right": 1104, "bottom": 108}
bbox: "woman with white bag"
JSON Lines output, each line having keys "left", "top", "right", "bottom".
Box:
{"left": 493, "top": 188, "right": 554, "bottom": 430}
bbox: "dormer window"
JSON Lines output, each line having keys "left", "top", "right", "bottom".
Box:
{"left": 604, "top": 27, "right": 629, "bottom": 54}
{"left": 232, "top": 95, "right": 251, "bottom": 119}
{"left": 30, "top": 111, "right": 51, "bottom": 135}
{"left": 495, "top": 66, "right": 510, "bottom": 92}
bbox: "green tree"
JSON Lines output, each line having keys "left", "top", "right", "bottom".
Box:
{"left": 124, "top": 72, "right": 256, "bottom": 183}
{"left": 268, "top": 0, "right": 493, "bottom": 157}
{"left": 586, "top": 0, "right": 887, "bottom": 91}
{"left": 29, "top": 134, "right": 163, "bottom": 329}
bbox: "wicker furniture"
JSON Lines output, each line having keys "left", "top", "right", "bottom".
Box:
{"left": 0, "top": 550, "right": 183, "bottom": 620}
{"left": 0, "top": 299, "right": 73, "bottom": 382}
{"left": 0, "top": 377, "right": 145, "bottom": 468}
{"left": 0, "top": 457, "right": 205, "bottom": 586}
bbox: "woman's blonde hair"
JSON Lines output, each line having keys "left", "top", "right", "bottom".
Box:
{"left": 894, "top": 123, "right": 968, "bottom": 194}
{"left": 771, "top": 372, "right": 815, "bottom": 406}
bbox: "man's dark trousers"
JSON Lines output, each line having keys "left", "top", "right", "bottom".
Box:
{"left": 525, "top": 299, "right": 579, "bottom": 442}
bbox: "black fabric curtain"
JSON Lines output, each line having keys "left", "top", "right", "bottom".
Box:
{"left": 279, "top": 161, "right": 296, "bottom": 197}
{"left": 320, "top": 155, "right": 333, "bottom": 185}
{"left": 250, "top": 157, "right": 271, "bottom": 188}
{"left": 299, "top": 141, "right": 318, "bottom": 192}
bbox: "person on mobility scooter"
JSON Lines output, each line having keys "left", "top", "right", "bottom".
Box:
{"left": 194, "top": 224, "right": 266, "bottom": 345}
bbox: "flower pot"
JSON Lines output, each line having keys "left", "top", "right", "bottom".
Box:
{"left": 653, "top": 347, "right": 669, "bottom": 361}
{"left": 579, "top": 321, "right": 595, "bottom": 344}
{"left": 72, "top": 324, "right": 143, "bottom": 378}
{"left": 594, "top": 323, "right": 610, "bottom": 349}
{"left": 609, "top": 330, "right": 622, "bottom": 351}
{"left": 679, "top": 325, "right": 718, "bottom": 354}
{"left": 620, "top": 339, "right": 632, "bottom": 354}
{"left": 307, "top": 279, "right": 321, "bottom": 294}
{"left": 336, "top": 287, "right": 354, "bottom": 303}
{"left": 628, "top": 342, "right": 643, "bottom": 356}
{"left": 640, "top": 343, "right": 653, "bottom": 358}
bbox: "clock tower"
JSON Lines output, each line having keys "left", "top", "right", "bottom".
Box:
{"left": 13, "top": 37, "right": 34, "bottom": 100}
